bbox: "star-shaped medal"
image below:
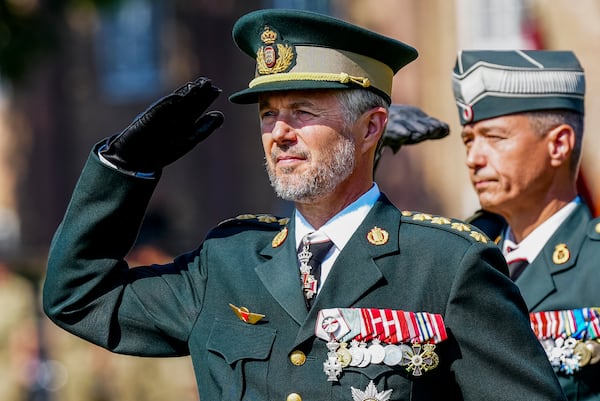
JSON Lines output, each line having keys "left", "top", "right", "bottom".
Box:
{"left": 351, "top": 380, "right": 393, "bottom": 401}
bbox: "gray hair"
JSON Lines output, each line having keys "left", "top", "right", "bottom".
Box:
{"left": 334, "top": 89, "right": 389, "bottom": 128}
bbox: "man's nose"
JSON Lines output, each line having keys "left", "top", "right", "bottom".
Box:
{"left": 271, "top": 118, "right": 297, "bottom": 144}
{"left": 465, "top": 139, "right": 486, "bottom": 168}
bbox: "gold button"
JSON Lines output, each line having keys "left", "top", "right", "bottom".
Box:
{"left": 286, "top": 393, "right": 302, "bottom": 401}
{"left": 596, "top": 222, "right": 600, "bottom": 234}
{"left": 289, "top": 350, "right": 306, "bottom": 366}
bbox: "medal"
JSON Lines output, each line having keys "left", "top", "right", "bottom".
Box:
{"left": 298, "top": 239, "right": 317, "bottom": 300}
{"left": 315, "top": 307, "right": 447, "bottom": 380}
{"left": 541, "top": 337, "right": 580, "bottom": 374}
{"left": 322, "top": 316, "right": 340, "bottom": 333}
{"left": 336, "top": 342, "right": 352, "bottom": 368}
{"left": 574, "top": 341, "right": 592, "bottom": 367}
{"left": 357, "top": 342, "right": 371, "bottom": 367}
{"left": 400, "top": 343, "right": 439, "bottom": 377}
{"left": 351, "top": 380, "right": 393, "bottom": 401}
{"left": 587, "top": 340, "right": 600, "bottom": 365}
{"left": 348, "top": 340, "right": 364, "bottom": 367}
{"left": 368, "top": 339, "right": 386, "bottom": 364}
{"left": 323, "top": 340, "right": 343, "bottom": 381}
{"left": 531, "top": 308, "right": 600, "bottom": 374}
{"left": 383, "top": 344, "right": 403, "bottom": 366}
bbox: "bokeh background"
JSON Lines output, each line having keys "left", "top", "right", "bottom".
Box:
{"left": 1, "top": 1, "right": 599, "bottom": 400}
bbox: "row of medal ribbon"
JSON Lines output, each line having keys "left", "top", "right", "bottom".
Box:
{"left": 315, "top": 307, "right": 448, "bottom": 345}
{"left": 530, "top": 307, "right": 600, "bottom": 340}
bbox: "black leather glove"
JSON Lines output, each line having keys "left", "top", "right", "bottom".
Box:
{"left": 100, "top": 77, "right": 224, "bottom": 173}
{"left": 383, "top": 104, "right": 449, "bottom": 152}
{"left": 375, "top": 104, "right": 449, "bottom": 172}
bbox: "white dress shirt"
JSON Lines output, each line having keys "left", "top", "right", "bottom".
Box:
{"left": 294, "top": 183, "right": 380, "bottom": 290}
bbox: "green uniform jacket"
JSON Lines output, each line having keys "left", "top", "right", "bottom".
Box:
{"left": 469, "top": 204, "right": 600, "bottom": 401}
{"left": 43, "top": 151, "right": 566, "bottom": 401}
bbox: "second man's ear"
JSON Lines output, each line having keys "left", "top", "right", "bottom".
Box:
{"left": 547, "top": 124, "right": 575, "bottom": 167}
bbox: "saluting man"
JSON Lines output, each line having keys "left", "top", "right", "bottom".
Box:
{"left": 43, "top": 9, "right": 565, "bottom": 401}
{"left": 454, "top": 50, "right": 600, "bottom": 401}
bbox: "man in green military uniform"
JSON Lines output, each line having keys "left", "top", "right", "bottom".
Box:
{"left": 43, "top": 9, "right": 566, "bottom": 401}
{"left": 453, "top": 50, "right": 600, "bottom": 400}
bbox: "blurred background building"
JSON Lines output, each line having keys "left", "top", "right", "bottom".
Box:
{"left": 1, "top": 0, "right": 598, "bottom": 400}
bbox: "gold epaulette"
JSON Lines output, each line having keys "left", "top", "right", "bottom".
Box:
{"left": 400, "top": 210, "right": 490, "bottom": 244}
{"left": 217, "top": 213, "right": 290, "bottom": 228}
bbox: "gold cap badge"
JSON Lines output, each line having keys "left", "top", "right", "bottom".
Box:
{"left": 552, "top": 243, "right": 570, "bottom": 265}
{"left": 256, "top": 25, "right": 295, "bottom": 75}
{"left": 367, "top": 227, "right": 389, "bottom": 245}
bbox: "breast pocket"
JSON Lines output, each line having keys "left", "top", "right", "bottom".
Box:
{"left": 206, "top": 318, "right": 276, "bottom": 401}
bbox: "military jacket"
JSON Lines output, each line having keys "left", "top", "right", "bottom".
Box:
{"left": 469, "top": 204, "right": 600, "bottom": 401}
{"left": 43, "top": 152, "right": 566, "bottom": 401}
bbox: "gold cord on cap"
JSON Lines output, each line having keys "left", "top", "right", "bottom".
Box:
{"left": 250, "top": 72, "right": 371, "bottom": 89}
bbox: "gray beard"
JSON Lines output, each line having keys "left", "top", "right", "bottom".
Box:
{"left": 265, "top": 135, "right": 356, "bottom": 203}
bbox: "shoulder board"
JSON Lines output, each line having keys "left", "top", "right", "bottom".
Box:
{"left": 587, "top": 217, "right": 600, "bottom": 240}
{"left": 400, "top": 210, "right": 491, "bottom": 245}
{"left": 217, "top": 213, "right": 290, "bottom": 229}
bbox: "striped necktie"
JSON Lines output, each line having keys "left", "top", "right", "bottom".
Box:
{"left": 298, "top": 233, "right": 333, "bottom": 308}
{"left": 507, "top": 256, "right": 529, "bottom": 281}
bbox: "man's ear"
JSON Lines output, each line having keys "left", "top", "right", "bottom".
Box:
{"left": 360, "top": 106, "right": 388, "bottom": 153}
{"left": 547, "top": 124, "right": 575, "bottom": 167}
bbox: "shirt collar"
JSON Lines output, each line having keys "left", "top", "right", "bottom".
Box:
{"left": 503, "top": 196, "right": 580, "bottom": 262}
{"left": 295, "top": 183, "right": 380, "bottom": 250}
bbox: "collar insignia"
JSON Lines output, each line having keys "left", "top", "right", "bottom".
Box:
{"left": 367, "top": 226, "right": 389, "bottom": 245}
{"left": 552, "top": 243, "right": 570, "bottom": 265}
{"left": 271, "top": 227, "right": 288, "bottom": 248}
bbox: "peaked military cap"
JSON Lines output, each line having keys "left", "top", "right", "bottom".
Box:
{"left": 229, "top": 9, "right": 418, "bottom": 104}
{"left": 452, "top": 50, "right": 585, "bottom": 125}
